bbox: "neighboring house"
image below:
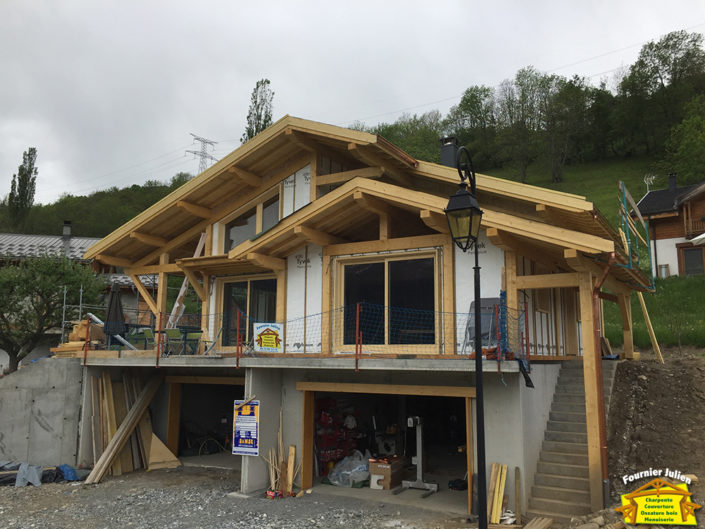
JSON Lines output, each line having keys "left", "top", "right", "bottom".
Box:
{"left": 636, "top": 173, "right": 705, "bottom": 277}
{"left": 62, "top": 116, "right": 649, "bottom": 519}
{"left": 0, "top": 224, "right": 100, "bottom": 371}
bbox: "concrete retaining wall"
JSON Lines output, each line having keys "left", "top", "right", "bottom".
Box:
{"left": 0, "top": 358, "right": 83, "bottom": 466}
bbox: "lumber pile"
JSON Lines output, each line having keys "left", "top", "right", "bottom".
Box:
{"left": 262, "top": 409, "right": 300, "bottom": 497}
{"left": 51, "top": 319, "right": 104, "bottom": 357}
{"left": 524, "top": 517, "right": 553, "bottom": 529}
{"left": 86, "top": 372, "right": 176, "bottom": 484}
{"left": 488, "top": 462, "right": 508, "bottom": 524}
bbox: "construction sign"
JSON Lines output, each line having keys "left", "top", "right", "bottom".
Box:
{"left": 253, "top": 323, "right": 283, "bottom": 353}
{"left": 616, "top": 478, "right": 701, "bottom": 525}
{"left": 232, "top": 400, "right": 260, "bottom": 456}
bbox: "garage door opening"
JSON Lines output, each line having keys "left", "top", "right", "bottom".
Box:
{"left": 166, "top": 377, "right": 244, "bottom": 471}
{"left": 298, "top": 382, "right": 475, "bottom": 516}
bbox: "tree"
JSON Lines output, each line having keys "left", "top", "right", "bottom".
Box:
{"left": 8, "top": 147, "right": 38, "bottom": 229}
{"left": 241, "top": 79, "right": 274, "bottom": 143}
{"left": 0, "top": 255, "right": 104, "bottom": 373}
{"left": 372, "top": 111, "right": 444, "bottom": 162}
{"left": 665, "top": 95, "right": 705, "bottom": 184}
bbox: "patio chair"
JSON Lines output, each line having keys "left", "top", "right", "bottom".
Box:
{"left": 202, "top": 327, "right": 223, "bottom": 355}
{"left": 163, "top": 328, "right": 185, "bottom": 355}
{"left": 184, "top": 331, "right": 203, "bottom": 355}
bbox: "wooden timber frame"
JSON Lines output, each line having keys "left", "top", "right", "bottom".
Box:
{"left": 165, "top": 376, "right": 245, "bottom": 456}
{"left": 296, "top": 382, "right": 476, "bottom": 515}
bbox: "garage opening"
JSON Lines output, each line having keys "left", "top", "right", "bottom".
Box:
{"left": 298, "top": 382, "right": 474, "bottom": 515}
{"left": 166, "top": 376, "right": 245, "bottom": 470}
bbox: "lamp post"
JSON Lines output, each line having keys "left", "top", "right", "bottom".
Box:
{"left": 444, "top": 146, "right": 486, "bottom": 529}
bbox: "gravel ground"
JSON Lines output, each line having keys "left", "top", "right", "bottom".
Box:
{"left": 0, "top": 467, "right": 470, "bottom": 529}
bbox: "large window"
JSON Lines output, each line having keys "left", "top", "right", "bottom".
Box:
{"left": 682, "top": 247, "right": 705, "bottom": 275}
{"left": 222, "top": 278, "right": 276, "bottom": 345}
{"left": 224, "top": 192, "right": 280, "bottom": 252}
{"left": 341, "top": 256, "right": 436, "bottom": 347}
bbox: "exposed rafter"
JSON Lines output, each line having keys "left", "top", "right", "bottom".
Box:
{"left": 347, "top": 143, "right": 413, "bottom": 187}
{"left": 176, "top": 200, "right": 213, "bottom": 219}
{"left": 486, "top": 228, "right": 565, "bottom": 270}
{"left": 353, "top": 191, "right": 395, "bottom": 217}
{"left": 420, "top": 209, "right": 449, "bottom": 234}
{"left": 129, "top": 232, "right": 167, "bottom": 247}
{"left": 316, "top": 167, "right": 383, "bottom": 186}
{"left": 284, "top": 128, "right": 317, "bottom": 152}
{"left": 96, "top": 254, "right": 133, "bottom": 268}
{"left": 228, "top": 166, "right": 262, "bottom": 187}
{"left": 125, "top": 263, "right": 181, "bottom": 275}
{"left": 293, "top": 225, "right": 346, "bottom": 246}
{"left": 245, "top": 252, "right": 286, "bottom": 271}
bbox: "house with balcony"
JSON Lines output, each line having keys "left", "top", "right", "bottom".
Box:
{"left": 46, "top": 116, "right": 652, "bottom": 521}
{"left": 636, "top": 173, "right": 705, "bottom": 277}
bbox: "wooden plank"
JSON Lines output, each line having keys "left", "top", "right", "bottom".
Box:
{"left": 286, "top": 445, "right": 296, "bottom": 494}
{"left": 465, "top": 397, "right": 473, "bottom": 516}
{"left": 90, "top": 376, "right": 102, "bottom": 466}
{"left": 123, "top": 374, "right": 143, "bottom": 469}
{"left": 301, "top": 390, "right": 315, "bottom": 489}
{"left": 637, "top": 292, "right": 664, "bottom": 364}
{"left": 176, "top": 200, "right": 212, "bottom": 218}
{"left": 293, "top": 225, "right": 345, "bottom": 246}
{"left": 156, "top": 253, "right": 170, "bottom": 317}
{"left": 515, "top": 273, "right": 579, "bottom": 290}
{"left": 86, "top": 376, "right": 163, "bottom": 484}
{"left": 129, "top": 231, "right": 167, "bottom": 247}
{"left": 316, "top": 166, "right": 383, "bottom": 186}
{"left": 101, "top": 372, "right": 122, "bottom": 476}
{"left": 112, "top": 382, "right": 134, "bottom": 473}
{"left": 515, "top": 466, "right": 521, "bottom": 523}
{"left": 164, "top": 376, "right": 246, "bottom": 385}
{"left": 166, "top": 382, "right": 182, "bottom": 456}
{"left": 493, "top": 464, "right": 507, "bottom": 523}
{"left": 325, "top": 234, "right": 449, "bottom": 257}
{"left": 618, "top": 293, "right": 635, "bottom": 359}
{"left": 443, "top": 240, "right": 455, "bottom": 354}
{"left": 295, "top": 382, "right": 475, "bottom": 398}
{"left": 487, "top": 463, "right": 499, "bottom": 519}
{"left": 578, "top": 272, "right": 603, "bottom": 511}
{"left": 148, "top": 433, "right": 181, "bottom": 470}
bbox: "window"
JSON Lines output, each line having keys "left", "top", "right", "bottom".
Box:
{"left": 226, "top": 207, "right": 256, "bottom": 251}
{"left": 683, "top": 247, "right": 705, "bottom": 275}
{"left": 261, "top": 195, "right": 279, "bottom": 233}
{"left": 340, "top": 256, "right": 436, "bottom": 348}
{"left": 222, "top": 278, "right": 276, "bottom": 345}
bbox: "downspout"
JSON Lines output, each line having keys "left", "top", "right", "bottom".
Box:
{"left": 593, "top": 252, "right": 615, "bottom": 506}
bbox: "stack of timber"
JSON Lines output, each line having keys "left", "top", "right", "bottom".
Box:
{"left": 51, "top": 320, "right": 104, "bottom": 357}
{"left": 488, "top": 462, "right": 510, "bottom": 524}
{"left": 86, "top": 372, "right": 178, "bottom": 484}
{"left": 523, "top": 517, "right": 553, "bottom": 529}
{"left": 262, "top": 409, "right": 300, "bottom": 496}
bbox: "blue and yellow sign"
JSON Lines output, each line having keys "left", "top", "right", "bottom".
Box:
{"left": 616, "top": 478, "right": 701, "bottom": 525}
{"left": 232, "top": 399, "right": 260, "bottom": 456}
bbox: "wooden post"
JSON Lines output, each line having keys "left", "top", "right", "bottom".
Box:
{"left": 637, "top": 292, "right": 664, "bottom": 364}
{"left": 166, "top": 382, "right": 181, "bottom": 456}
{"left": 578, "top": 272, "right": 603, "bottom": 511}
{"left": 618, "top": 293, "right": 635, "bottom": 359}
{"left": 504, "top": 250, "right": 518, "bottom": 352}
{"left": 157, "top": 253, "right": 169, "bottom": 345}
{"left": 564, "top": 288, "right": 578, "bottom": 355}
{"left": 321, "top": 253, "right": 331, "bottom": 355}
{"left": 443, "top": 241, "right": 456, "bottom": 354}
{"left": 465, "top": 396, "right": 474, "bottom": 516}
{"left": 301, "top": 390, "right": 314, "bottom": 489}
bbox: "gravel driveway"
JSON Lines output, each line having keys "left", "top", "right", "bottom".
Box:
{"left": 0, "top": 467, "right": 470, "bottom": 529}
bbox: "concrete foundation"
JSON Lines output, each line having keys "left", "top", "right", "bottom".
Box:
{"left": 0, "top": 358, "right": 83, "bottom": 466}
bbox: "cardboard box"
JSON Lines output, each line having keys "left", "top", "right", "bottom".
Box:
{"left": 369, "top": 456, "right": 404, "bottom": 490}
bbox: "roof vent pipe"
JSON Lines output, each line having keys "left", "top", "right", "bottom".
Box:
{"left": 62, "top": 220, "right": 72, "bottom": 257}
{"left": 669, "top": 173, "right": 677, "bottom": 192}
{"left": 440, "top": 137, "right": 459, "bottom": 168}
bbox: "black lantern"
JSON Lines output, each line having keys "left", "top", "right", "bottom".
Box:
{"left": 445, "top": 148, "right": 483, "bottom": 251}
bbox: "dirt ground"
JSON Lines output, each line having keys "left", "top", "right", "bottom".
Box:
{"left": 606, "top": 346, "right": 705, "bottom": 523}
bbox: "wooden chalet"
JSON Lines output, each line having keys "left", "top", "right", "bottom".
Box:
{"left": 71, "top": 115, "right": 652, "bottom": 519}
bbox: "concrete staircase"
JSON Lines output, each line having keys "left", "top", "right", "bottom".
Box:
{"left": 526, "top": 360, "right": 618, "bottom": 524}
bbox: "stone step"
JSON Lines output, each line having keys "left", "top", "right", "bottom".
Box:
{"left": 546, "top": 420, "right": 586, "bottom": 433}
{"left": 526, "top": 510, "right": 573, "bottom": 525}
{"left": 537, "top": 461, "right": 589, "bottom": 478}
{"left": 532, "top": 484, "right": 590, "bottom": 504}
{"left": 534, "top": 472, "right": 590, "bottom": 491}
{"left": 545, "top": 430, "right": 588, "bottom": 443}
{"left": 539, "top": 450, "right": 589, "bottom": 466}
{"left": 542, "top": 440, "right": 588, "bottom": 454}
{"left": 549, "top": 410, "right": 586, "bottom": 423}
{"left": 529, "top": 496, "right": 592, "bottom": 516}
{"left": 552, "top": 393, "right": 586, "bottom": 404}
{"left": 554, "top": 384, "right": 613, "bottom": 395}
{"left": 551, "top": 401, "right": 586, "bottom": 414}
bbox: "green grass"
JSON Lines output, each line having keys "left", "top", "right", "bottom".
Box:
{"left": 487, "top": 157, "right": 705, "bottom": 349}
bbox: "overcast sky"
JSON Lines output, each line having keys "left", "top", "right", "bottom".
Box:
{"left": 1, "top": 1, "right": 704, "bottom": 206}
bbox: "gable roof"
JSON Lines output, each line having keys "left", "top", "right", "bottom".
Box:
{"left": 0, "top": 233, "right": 100, "bottom": 261}
{"left": 636, "top": 183, "right": 699, "bottom": 216}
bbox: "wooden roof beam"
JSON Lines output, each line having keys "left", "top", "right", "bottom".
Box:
{"left": 563, "top": 249, "right": 632, "bottom": 295}
{"left": 284, "top": 128, "right": 317, "bottom": 153}
{"left": 293, "top": 225, "right": 346, "bottom": 246}
{"left": 96, "top": 254, "right": 133, "bottom": 268}
{"left": 420, "top": 209, "right": 449, "bottom": 234}
{"left": 515, "top": 272, "right": 580, "bottom": 290}
{"left": 125, "top": 263, "right": 181, "bottom": 275}
{"left": 176, "top": 200, "right": 213, "bottom": 219}
{"left": 180, "top": 267, "right": 206, "bottom": 302}
{"left": 245, "top": 252, "right": 286, "bottom": 271}
{"left": 316, "top": 167, "right": 384, "bottom": 186}
{"left": 129, "top": 232, "right": 167, "bottom": 247}
{"left": 347, "top": 143, "right": 413, "bottom": 187}
{"left": 486, "top": 228, "right": 566, "bottom": 270}
{"left": 353, "top": 191, "right": 395, "bottom": 217}
{"left": 127, "top": 273, "right": 158, "bottom": 316}
{"left": 228, "top": 166, "right": 262, "bottom": 187}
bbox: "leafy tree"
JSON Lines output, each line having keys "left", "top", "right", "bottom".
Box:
{"left": 372, "top": 111, "right": 444, "bottom": 163}
{"left": 8, "top": 147, "right": 38, "bottom": 229}
{"left": 169, "top": 171, "right": 193, "bottom": 189}
{"left": 0, "top": 255, "right": 104, "bottom": 373}
{"left": 665, "top": 95, "right": 705, "bottom": 184}
{"left": 241, "top": 79, "right": 274, "bottom": 143}
{"left": 445, "top": 85, "right": 499, "bottom": 169}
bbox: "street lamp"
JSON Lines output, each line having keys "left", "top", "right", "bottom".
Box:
{"left": 444, "top": 146, "right": 487, "bottom": 529}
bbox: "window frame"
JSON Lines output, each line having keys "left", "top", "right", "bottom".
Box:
{"left": 677, "top": 242, "right": 705, "bottom": 276}
{"left": 215, "top": 273, "right": 278, "bottom": 349}
{"left": 218, "top": 187, "right": 282, "bottom": 254}
{"left": 332, "top": 250, "right": 441, "bottom": 354}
